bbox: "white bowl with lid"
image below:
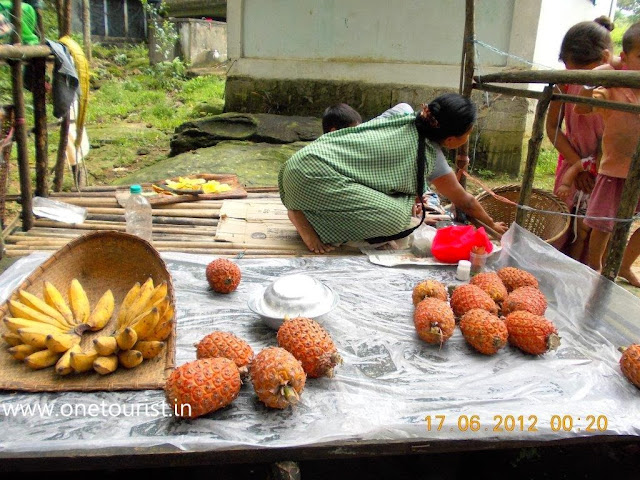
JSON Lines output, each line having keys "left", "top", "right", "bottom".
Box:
{"left": 248, "top": 273, "right": 339, "bottom": 330}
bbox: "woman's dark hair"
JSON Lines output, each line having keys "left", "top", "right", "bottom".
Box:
{"left": 416, "top": 93, "right": 476, "bottom": 143}
{"left": 322, "top": 103, "right": 362, "bottom": 133}
{"left": 559, "top": 19, "right": 613, "bottom": 66}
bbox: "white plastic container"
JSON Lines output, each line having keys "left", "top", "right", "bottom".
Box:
{"left": 456, "top": 260, "right": 471, "bottom": 281}
{"left": 124, "top": 184, "right": 152, "bottom": 243}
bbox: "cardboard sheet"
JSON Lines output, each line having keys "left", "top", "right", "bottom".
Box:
{"left": 215, "top": 198, "right": 308, "bottom": 249}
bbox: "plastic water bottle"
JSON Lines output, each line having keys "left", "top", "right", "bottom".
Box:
{"left": 125, "top": 184, "right": 152, "bottom": 243}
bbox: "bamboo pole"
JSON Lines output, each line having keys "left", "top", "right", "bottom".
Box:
{"left": 86, "top": 207, "right": 220, "bottom": 218}
{"left": 602, "top": 139, "right": 640, "bottom": 280}
{"left": 53, "top": 0, "right": 73, "bottom": 192}
{"left": 0, "top": 45, "right": 52, "bottom": 59}
{"left": 516, "top": 85, "right": 554, "bottom": 227}
{"left": 456, "top": 0, "right": 475, "bottom": 190}
{"left": 82, "top": 0, "right": 92, "bottom": 61}
{"left": 85, "top": 213, "right": 219, "bottom": 226}
{"left": 10, "top": 2, "right": 33, "bottom": 231}
{"left": 53, "top": 114, "right": 69, "bottom": 192}
{"left": 3, "top": 249, "right": 316, "bottom": 258}
{"left": 62, "top": 0, "right": 72, "bottom": 36}
{"left": 475, "top": 69, "right": 640, "bottom": 88}
{"left": 56, "top": 0, "right": 64, "bottom": 33}
{"left": 33, "top": 219, "right": 217, "bottom": 234}
{"left": 32, "top": 57, "right": 48, "bottom": 197}
{"left": 4, "top": 235, "right": 305, "bottom": 251}
{"left": 34, "top": 4, "right": 45, "bottom": 43}
{"left": 474, "top": 83, "right": 640, "bottom": 114}
{"left": 0, "top": 105, "right": 13, "bottom": 231}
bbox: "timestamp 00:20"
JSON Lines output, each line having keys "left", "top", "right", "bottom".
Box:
{"left": 424, "top": 414, "right": 609, "bottom": 433}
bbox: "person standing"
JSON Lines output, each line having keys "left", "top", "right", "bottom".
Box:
{"left": 575, "top": 22, "right": 640, "bottom": 287}
{"left": 545, "top": 17, "right": 616, "bottom": 261}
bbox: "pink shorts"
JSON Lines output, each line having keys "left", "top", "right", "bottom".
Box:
{"left": 584, "top": 174, "right": 640, "bottom": 232}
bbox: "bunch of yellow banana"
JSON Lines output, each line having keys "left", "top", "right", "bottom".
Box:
{"left": 2, "top": 279, "right": 115, "bottom": 372}
{"left": 164, "top": 177, "right": 232, "bottom": 194}
{"left": 88, "top": 278, "right": 174, "bottom": 375}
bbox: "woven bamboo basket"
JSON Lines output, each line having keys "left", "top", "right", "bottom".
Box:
{"left": 0, "top": 231, "right": 176, "bottom": 392}
{"left": 475, "top": 184, "right": 570, "bottom": 246}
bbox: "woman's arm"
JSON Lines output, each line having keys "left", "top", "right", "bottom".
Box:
{"left": 430, "top": 172, "right": 507, "bottom": 234}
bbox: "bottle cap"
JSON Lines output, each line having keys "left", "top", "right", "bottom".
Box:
{"left": 456, "top": 260, "right": 471, "bottom": 281}
{"left": 130, "top": 184, "right": 142, "bottom": 194}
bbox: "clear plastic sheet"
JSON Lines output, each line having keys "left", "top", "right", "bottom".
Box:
{"left": 1, "top": 224, "right": 640, "bottom": 458}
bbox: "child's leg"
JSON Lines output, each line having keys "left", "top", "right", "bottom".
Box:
{"left": 587, "top": 228, "right": 610, "bottom": 273}
{"left": 568, "top": 219, "right": 590, "bottom": 261}
{"left": 287, "top": 210, "right": 335, "bottom": 254}
{"left": 618, "top": 228, "right": 640, "bottom": 287}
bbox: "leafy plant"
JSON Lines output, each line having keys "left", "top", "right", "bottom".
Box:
{"left": 141, "top": 0, "right": 179, "bottom": 61}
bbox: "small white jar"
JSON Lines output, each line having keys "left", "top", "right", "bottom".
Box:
{"left": 456, "top": 260, "right": 471, "bottom": 281}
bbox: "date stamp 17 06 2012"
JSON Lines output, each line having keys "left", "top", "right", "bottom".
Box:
{"left": 425, "top": 414, "right": 609, "bottom": 434}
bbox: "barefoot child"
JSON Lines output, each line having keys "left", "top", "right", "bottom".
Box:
{"left": 575, "top": 22, "right": 640, "bottom": 286}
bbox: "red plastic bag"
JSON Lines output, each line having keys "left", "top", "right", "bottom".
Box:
{"left": 431, "top": 225, "right": 493, "bottom": 263}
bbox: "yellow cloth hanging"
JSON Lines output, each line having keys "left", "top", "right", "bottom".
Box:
{"left": 58, "top": 35, "right": 90, "bottom": 150}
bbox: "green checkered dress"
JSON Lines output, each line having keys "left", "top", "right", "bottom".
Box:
{"left": 278, "top": 113, "right": 436, "bottom": 244}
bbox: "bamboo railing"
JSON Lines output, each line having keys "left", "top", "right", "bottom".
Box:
{"left": 471, "top": 69, "right": 640, "bottom": 281}
{"left": 0, "top": 0, "right": 70, "bottom": 243}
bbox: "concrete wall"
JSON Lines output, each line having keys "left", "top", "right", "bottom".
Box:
{"left": 150, "top": 19, "right": 227, "bottom": 67}
{"left": 225, "top": 0, "right": 618, "bottom": 175}
{"left": 177, "top": 19, "right": 228, "bottom": 65}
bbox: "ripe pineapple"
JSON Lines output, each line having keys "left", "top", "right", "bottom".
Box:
{"left": 470, "top": 272, "right": 508, "bottom": 304}
{"left": 205, "top": 258, "right": 241, "bottom": 294}
{"left": 449, "top": 284, "right": 498, "bottom": 318}
{"left": 277, "top": 317, "right": 342, "bottom": 378}
{"left": 497, "top": 267, "right": 539, "bottom": 292}
{"left": 250, "top": 347, "right": 306, "bottom": 409}
{"left": 459, "top": 309, "right": 508, "bottom": 355}
{"left": 413, "top": 297, "right": 456, "bottom": 345}
{"left": 504, "top": 311, "right": 560, "bottom": 355}
{"left": 502, "top": 286, "right": 547, "bottom": 316}
{"left": 619, "top": 344, "right": 640, "bottom": 389}
{"left": 195, "top": 331, "right": 254, "bottom": 377}
{"left": 164, "top": 358, "right": 241, "bottom": 419}
{"left": 412, "top": 279, "right": 448, "bottom": 305}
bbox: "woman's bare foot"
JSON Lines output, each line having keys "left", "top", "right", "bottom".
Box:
{"left": 618, "top": 267, "right": 640, "bottom": 288}
{"left": 287, "top": 210, "right": 335, "bottom": 254}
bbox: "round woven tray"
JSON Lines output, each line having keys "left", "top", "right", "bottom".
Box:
{"left": 0, "top": 230, "right": 176, "bottom": 391}
{"left": 476, "top": 184, "right": 570, "bottom": 245}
